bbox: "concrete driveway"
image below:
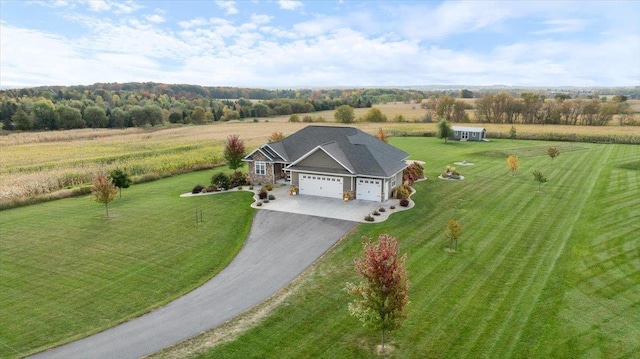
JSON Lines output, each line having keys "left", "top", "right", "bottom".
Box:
{"left": 250, "top": 185, "right": 410, "bottom": 222}
{"left": 30, "top": 211, "right": 356, "bottom": 359}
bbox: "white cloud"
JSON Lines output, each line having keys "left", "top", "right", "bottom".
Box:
{"left": 531, "top": 18, "right": 587, "bottom": 35}
{"left": 251, "top": 14, "right": 272, "bottom": 25}
{"left": 278, "top": 0, "right": 303, "bottom": 11}
{"left": 2, "top": 1, "right": 638, "bottom": 88}
{"left": 178, "top": 17, "right": 208, "bottom": 29}
{"left": 85, "top": 0, "right": 110, "bottom": 12}
{"left": 216, "top": 1, "right": 238, "bottom": 15}
{"left": 145, "top": 14, "right": 165, "bottom": 24}
{"left": 392, "top": 1, "right": 514, "bottom": 41}
{"left": 293, "top": 16, "right": 345, "bottom": 38}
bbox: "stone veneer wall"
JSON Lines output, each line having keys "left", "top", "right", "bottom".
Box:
{"left": 248, "top": 151, "right": 276, "bottom": 185}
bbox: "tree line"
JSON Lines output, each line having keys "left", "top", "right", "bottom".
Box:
{"left": 425, "top": 93, "right": 635, "bottom": 126}
{"left": 1, "top": 83, "right": 637, "bottom": 131}
{"left": 0, "top": 84, "right": 435, "bottom": 131}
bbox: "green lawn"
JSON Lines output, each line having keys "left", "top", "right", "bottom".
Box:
{"left": 196, "top": 138, "right": 640, "bottom": 358}
{"left": 0, "top": 170, "right": 255, "bottom": 358}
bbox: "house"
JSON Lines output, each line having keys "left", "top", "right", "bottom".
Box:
{"left": 243, "top": 126, "right": 409, "bottom": 202}
{"left": 452, "top": 126, "right": 487, "bottom": 141}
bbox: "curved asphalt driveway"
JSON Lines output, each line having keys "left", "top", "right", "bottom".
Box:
{"left": 31, "top": 211, "right": 355, "bottom": 359}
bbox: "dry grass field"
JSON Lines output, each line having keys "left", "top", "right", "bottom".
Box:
{"left": 1, "top": 104, "right": 638, "bottom": 206}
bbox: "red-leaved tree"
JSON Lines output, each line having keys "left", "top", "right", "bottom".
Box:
{"left": 346, "top": 234, "right": 410, "bottom": 352}
{"left": 224, "top": 134, "right": 246, "bottom": 170}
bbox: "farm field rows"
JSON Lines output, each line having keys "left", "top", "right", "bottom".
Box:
{"left": 1, "top": 116, "right": 638, "bottom": 205}
{"left": 165, "top": 138, "right": 639, "bottom": 359}
{"left": 0, "top": 171, "right": 255, "bottom": 358}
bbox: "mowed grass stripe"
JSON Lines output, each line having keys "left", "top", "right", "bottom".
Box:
{"left": 452, "top": 147, "right": 596, "bottom": 357}
{"left": 485, "top": 147, "right": 609, "bottom": 358}
{"left": 522, "top": 144, "right": 639, "bottom": 358}
{"left": 194, "top": 138, "right": 638, "bottom": 359}
{"left": 398, "top": 164, "right": 540, "bottom": 354}
{"left": 0, "top": 171, "right": 255, "bottom": 358}
{"left": 426, "top": 187, "right": 540, "bottom": 356}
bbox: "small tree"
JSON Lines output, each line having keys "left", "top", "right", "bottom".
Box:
{"left": 363, "top": 108, "right": 387, "bottom": 123}
{"left": 509, "top": 125, "right": 517, "bottom": 140}
{"left": 437, "top": 119, "right": 453, "bottom": 143}
{"left": 346, "top": 234, "right": 409, "bottom": 353}
{"left": 92, "top": 174, "right": 118, "bottom": 217}
{"left": 224, "top": 134, "right": 246, "bottom": 170}
{"left": 532, "top": 170, "right": 548, "bottom": 191}
{"left": 109, "top": 168, "right": 132, "bottom": 198}
{"left": 445, "top": 219, "right": 463, "bottom": 251}
{"left": 507, "top": 155, "right": 520, "bottom": 176}
{"left": 376, "top": 127, "right": 388, "bottom": 143}
{"left": 288, "top": 114, "right": 300, "bottom": 122}
{"left": 268, "top": 132, "right": 284, "bottom": 142}
{"left": 334, "top": 105, "right": 355, "bottom": 123}
{"left": 547, "top": 147, "right": 560, "bottom": 161}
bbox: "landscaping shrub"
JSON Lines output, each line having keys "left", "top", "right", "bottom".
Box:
{"left": 229, "top": 171, "right": 248, "bottom": 188}
{"left": 211, "top": 172, "right": 231, "bottom": 190}
{"left": 268, "top": 194, "right": 275, "bottom": 200}
{"left": 263, "top": 199, "right": 269, "bottom": 203}
{"left": 403, "top": 162, "right": 425, "bottom": 185}
{"left": 400, "top": 199, "right": 410, "bottom": 207}
{"left": 265, "top": 184, "right": 273, "bottom": 191}
{"left": 390, "top": 205, "right": 396, "bottom": 210}
{"left": 206, "top": 185, "right": 217, "bottom": 192}
{"left": 373, "top": 210, "right": 380, "bottom": 216}
{"left": 364, "top": 214, "right": 375, "bottom": 222}
{"left": 192, "top": 184, "right": 205, "bottom": 194}
{"left": 395, "top": 184, "right": 412, "bottom": 199}
{"left": 256, "top": 202, "right": 262, "bottom": 206}
{"left": 258, "top": 188, "right": 268, "bottom": 199}
{"left": 379, "top": 207, "right": 386, "bottom": 212}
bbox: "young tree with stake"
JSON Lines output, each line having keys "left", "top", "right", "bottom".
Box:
{"left": 92, "top": 174, "right": 118, "bottom": 217}
{"left": 445, "top": 218, "right": 463, "bottom": 252}
{"left": 548, "top": 147, "right": 560, "bottom": 161}
{"left": 532, "top": 170, "right": 548, "bottom": 191}
{"left": 346, "top": 234, "right": 409, "bottom": 353}
{"left": 507, "top": 155, "right": 520, "bottom": 176}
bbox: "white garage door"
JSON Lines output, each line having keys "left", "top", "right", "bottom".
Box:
{"left": 299, "top": 174, "right": 343, "bottom": 199}
{"left": 356, "top": 178, "right": 382, "bottom": 202}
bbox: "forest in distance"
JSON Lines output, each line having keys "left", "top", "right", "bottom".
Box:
{"left": 1, "top": 82, "right": 638, "bottom": 132}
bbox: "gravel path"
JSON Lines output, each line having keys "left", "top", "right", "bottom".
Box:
{"left": 30, "top": 211, "right": 356, "bottom": 359}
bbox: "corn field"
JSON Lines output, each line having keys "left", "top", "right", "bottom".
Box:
{"left": 1, "top": 115, "right": 638, "bottom": 208}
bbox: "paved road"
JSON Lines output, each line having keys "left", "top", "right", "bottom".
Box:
{"left": 30, "top": 211, "right": 355, "bottom": 359}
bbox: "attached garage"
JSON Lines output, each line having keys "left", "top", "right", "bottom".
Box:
{"left": 356, "top": 178, "right": 382, "bottom": 202}
{"left": 299, "top": 174, "right": 343, "bottom": 199}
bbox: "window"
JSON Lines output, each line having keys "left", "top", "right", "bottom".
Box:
{"left": 255, "top": 161, "right": 266, "bottom": 175}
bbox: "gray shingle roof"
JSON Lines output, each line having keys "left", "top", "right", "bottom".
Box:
{"left": 256, "top": 126, "right": 409, "bottom": 178}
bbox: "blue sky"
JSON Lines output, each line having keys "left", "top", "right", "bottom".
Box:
{"left": 1, "top": 0, "right": 639, "bottom": 89}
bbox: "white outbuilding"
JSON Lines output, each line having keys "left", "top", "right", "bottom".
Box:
{"left": 452, "top": 126, "right": 488, "bottom": 141}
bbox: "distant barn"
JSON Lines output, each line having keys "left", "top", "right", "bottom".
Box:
{"left": 452, "top": 126, "right": 488, "bottom": 141}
